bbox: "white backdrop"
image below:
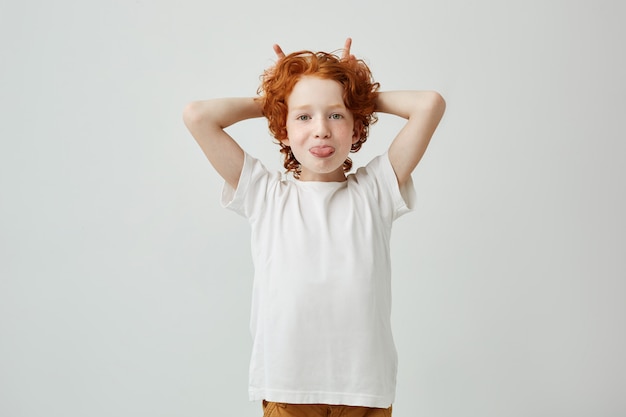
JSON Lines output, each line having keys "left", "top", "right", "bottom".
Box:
{"left": 1, "top": 1, "right": 624, "bottom": 416}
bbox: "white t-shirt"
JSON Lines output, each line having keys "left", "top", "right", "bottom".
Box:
{"left": 221, "top": 152, "right": 416, "bottom": 408}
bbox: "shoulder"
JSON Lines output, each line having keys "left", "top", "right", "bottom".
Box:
{"left": 222, "top": 152, "right": 286, "bottom": 215}
{"left": 349, "top": 153, "right": 416, "bottom": 218}
{"left": 350, "top": 153, "right": 395, "bottom": 187}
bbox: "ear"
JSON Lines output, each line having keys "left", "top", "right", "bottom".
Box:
{"left": 281, "top": 137, "right": 290, "bottom": 146}
{"left": 352, "top": 121, "right": 362, "bottom": 144}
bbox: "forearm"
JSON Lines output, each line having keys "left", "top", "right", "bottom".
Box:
{"left": 183, "top": 97, "right": 263, "bottom": 131}
{"left": 375, "top": 91, "right": 445, "bottom": 120}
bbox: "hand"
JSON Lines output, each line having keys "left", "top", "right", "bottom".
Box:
{"left": 272, "top": 37, "right": 356, "bottom": 62}
{"left": 340, "top": 37, "right": 356, "bottom": 62}
{"left": 272, "top": 43, "right": 286, "bottom": 61}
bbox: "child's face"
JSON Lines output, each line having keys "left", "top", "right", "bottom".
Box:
{"left": 284, "top": 76, "right": 358, "bottom": 182}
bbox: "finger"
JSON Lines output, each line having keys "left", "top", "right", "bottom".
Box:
{"left": 273, "top": 44, "right": 286, "bottom": 60}
{"left": 341, "top": 37, "right": 352, "bottom": 60}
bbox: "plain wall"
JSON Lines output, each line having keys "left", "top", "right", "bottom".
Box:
{"left": 1, "top": 1, "right": 624, "bottom": 416}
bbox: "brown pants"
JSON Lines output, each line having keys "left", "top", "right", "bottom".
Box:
{"left": 262, "top": 401, "right": 392, "bottom": 417}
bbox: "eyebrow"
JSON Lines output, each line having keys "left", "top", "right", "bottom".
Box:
{"left": 289, "top": 103, "right": 346, "bottom": 111}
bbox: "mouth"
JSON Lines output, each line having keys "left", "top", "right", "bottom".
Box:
{"left": 309, "top": 145, "right": 335, "bottom": 158}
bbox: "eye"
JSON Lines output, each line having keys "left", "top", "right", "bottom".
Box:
{"left": 297, "top": 115, "right": 310, "bottom": 121}
{"left": 330, "top": 113, "right": 343, "bottom": 120}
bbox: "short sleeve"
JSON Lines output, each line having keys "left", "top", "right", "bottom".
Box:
{"left": 355, "top": 152, "right": 416, "bottom": 221}
{"left": 381, "top": 152, "right": 416, "bottom": 219}
{"left": 221, "top": 152, "right": 250, "bottom": 214}
{"left": 221, "top": 152, "right": 277, "bottom": 220}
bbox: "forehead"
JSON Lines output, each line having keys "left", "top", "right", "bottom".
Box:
{"left": 287, "top": 76, "right": 345, "bottom": 108}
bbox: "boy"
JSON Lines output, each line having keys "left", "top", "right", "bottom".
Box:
{"left": 183, "top": 38, "right": 445, "bottom": 417}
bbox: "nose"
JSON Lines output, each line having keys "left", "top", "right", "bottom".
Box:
{"left": 314, "top": 118, "right": 330, "bottom": 139}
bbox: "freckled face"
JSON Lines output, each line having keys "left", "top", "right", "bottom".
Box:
{"left": 283, "top": 76, "right": 358, "bottom": 182}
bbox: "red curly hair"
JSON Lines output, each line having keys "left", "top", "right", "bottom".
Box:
{"left": 257, "top": 50, "right": 380, "bottom": 177}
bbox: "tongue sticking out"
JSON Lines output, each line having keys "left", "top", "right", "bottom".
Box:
{"left": 310, "top": 146, "right": 334, "bottom": 158}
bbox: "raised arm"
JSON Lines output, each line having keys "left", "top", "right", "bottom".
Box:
{"left": 377, "top": 90, "right": 446, "bottom": 187}
{"left": 182, "top": 97, "right": 263, "bottom": 189}
{"left": 338, "top": 38, "right": 445, "bottom": 186}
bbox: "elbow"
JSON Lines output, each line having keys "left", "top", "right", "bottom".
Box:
{"left": 421, "top": 91, "right": 446, "bottom": 123}
{"left": 182, "top": 101, "right": 203, "bottom": 128}
{"left": 427, "top": 91, "right": 446, "bottom": 115}
{"left": 407, "top": 91, "right": 446, "bottom": 120}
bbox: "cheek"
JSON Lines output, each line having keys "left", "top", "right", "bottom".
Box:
{"left": 286, "top": 126, "right": 308, "bottom": 143}
{"left": 342, "top": 125, "right": 358, "bottom": 144}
